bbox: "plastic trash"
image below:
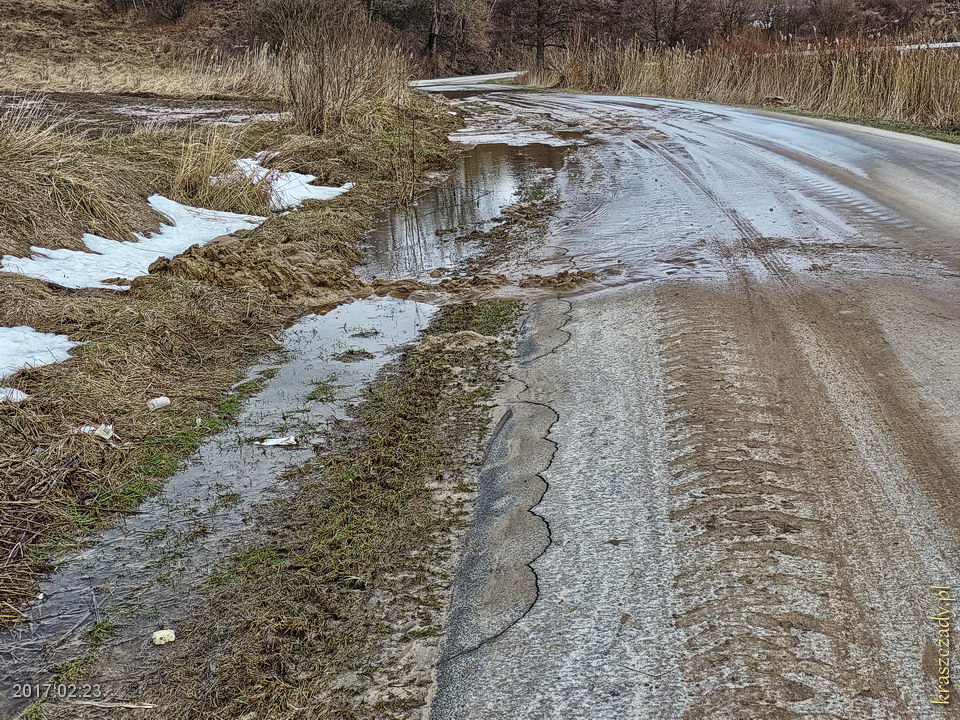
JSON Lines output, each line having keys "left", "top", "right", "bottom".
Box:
{"left": 151, "top": 629, "right": 176, "bottom": 645}
{"left": 147, "top": 396, "right": 171, "bottom": 411}
{"left": 254, "top": 435, "right": 298, "bottom": 447}
{"left": 71, "top": 424, "right": 123, "bottom": 448}
{"left": 73, "top": 424, "right": 120, "bottom": 441}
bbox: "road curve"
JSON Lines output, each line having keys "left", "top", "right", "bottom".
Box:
{"left": 428, "top": 86, "right": 960, "bottom": 720}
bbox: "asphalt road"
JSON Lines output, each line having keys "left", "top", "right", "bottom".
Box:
{"left": 427, "top": 83, "right": 960, "bottom": 719}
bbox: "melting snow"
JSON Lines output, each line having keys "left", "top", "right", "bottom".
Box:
{"left": 448, "top": 128, "right": 573, "bottom": 147}
{"left": 0, "top": 326, "right": 80, "bottom": 397}
{"left": 218, "top": 154, "right": 354, "bottom": 211}
{"left": 0, "top": 196, "right": 264, "bottom": 290}
{"left": 0, "top": 388, "right": 30, "bottom": 403}
{"left": 1, "top": 150, "right": 354, "bottom": 290}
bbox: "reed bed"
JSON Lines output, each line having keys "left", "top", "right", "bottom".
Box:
{"left": 0, "top": 45, "right": 286, "bottom": 99}
{"left": 548, "top": 36, "right": 960, "bottom": 128}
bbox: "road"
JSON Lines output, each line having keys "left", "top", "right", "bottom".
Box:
{"left": 425, "top": 84, "right": 960, "bottom": 719}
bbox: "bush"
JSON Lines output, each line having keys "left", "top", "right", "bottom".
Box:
{"left": 279, "top": 4, "right": 412, "bottom": 134}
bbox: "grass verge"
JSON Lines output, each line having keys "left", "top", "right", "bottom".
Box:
{"left": 0, "top": 95, "right": 460, "bottom": 626}
{"left": 535, "top": 34, "right": 960, "bottom": 131}
{"left": 753, "top": 105, "right": 960, "bottom": 145}
{"left": 115, "top": 301, "right": 522, "bottom": 720}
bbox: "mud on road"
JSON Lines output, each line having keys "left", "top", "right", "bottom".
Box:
{"left": 430, "top": 87, "right": 960, "bottom": 719}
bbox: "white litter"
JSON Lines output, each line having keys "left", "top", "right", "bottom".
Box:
{"left": 254, "top": 435, "right": 298, "bottom": 447}
{"left": 0, "top": 326, "right": 79, "bottom": 379}
{"left": 0, "top": 196, "right": 264, "bottom": 290}
{"left": 151, "top": 629, "right": 176, "bottom": 645}
{"left": 216, "top": 153, "right": 354, "bottom": 211}
{"left": 0, "top": 388, "right": 30, "bottom": 404}
{"left": 147, "top": 396, "right": 171, "bottom": 411}
{"left": 73, "top": 424, "right": 121, "bottom": 444}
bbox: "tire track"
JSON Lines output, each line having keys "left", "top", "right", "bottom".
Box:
{"left": 658, "top": 285, "right": 915, "bottom": 720}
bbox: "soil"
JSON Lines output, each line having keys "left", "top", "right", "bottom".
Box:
{"left": 0, "top": 91, "right": 281, "bottom": 132}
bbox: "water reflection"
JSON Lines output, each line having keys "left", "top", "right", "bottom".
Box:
{"left": 363, "top": 143, "right": 568, "bottom": 280}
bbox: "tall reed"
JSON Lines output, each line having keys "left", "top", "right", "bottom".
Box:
{"left": 547, "top": 35, "right": 960, "bottom": 128}
{"left": 280, "top": 9, "right": 412, "bottom": 135}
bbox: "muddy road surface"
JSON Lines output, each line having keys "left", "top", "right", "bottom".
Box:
{"left": 425, "top": 83, "right": 960, "bottom": 718}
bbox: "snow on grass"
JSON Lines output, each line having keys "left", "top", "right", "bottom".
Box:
{"left": 0, "top": 196, "right": 264, "bottom": 290}
{"left": 217, "top": 153, "right": 354, "bottom": 211}
{"left": 1, "top": 153, "right": 353, "bottom": 291}
{"left": 0, "top": 326, "right": 80, "bottom": 400}
{"left": 0, "top": 388, "right": 30, "bottom": 404}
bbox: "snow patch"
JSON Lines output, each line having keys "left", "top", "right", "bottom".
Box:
{"left": 0, "top": 326, "right": 79, "bottom": 382}
{"left": 0, "top": 196, "right": 264, "bottom": 290}
{"left": 0, "top": 388, "right": 30, "bottom": 404}
{"left": 217, "top": 154, "right": 354, "bottom": 211}
{"left": 410, "top": 71, "right": 525, "bottom": 88}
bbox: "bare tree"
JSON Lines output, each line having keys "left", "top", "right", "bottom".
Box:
{"left": 494, "top": 0, "right": 579, "bottom": 67}
{"left": 630, "top": 0, "right": 714, "bottom": 46}
{"left": 715, "top": 0, "right": 758, "bottom": 35}
{"left": 810, "top": 0, "right": 857, "bottom": 35}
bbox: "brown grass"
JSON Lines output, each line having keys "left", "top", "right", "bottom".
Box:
{"left": 132, "top": 301, "right": 521, "bottom": 720}
{"left": 170, "top": 127, "right": 274, "bottom": 215}
{"left": 0, "top": 112, "right": 287, "bottom": 257}
{"left": 0, "top": 94, "right": 460, "bottom": 627}
{"left": 0, "top": 104, "right": 160, "bottom": 256}
{"left": 281, "top": 8, "right": 412, "bottom": 135}
{"left": 543, "top": 34, "right": 960, "bottom": 129}
{"left": 0, "top": 46, "right": 286, "bottom": 99}
{"left": 0, "top": 274, "right": 282, "bottom": 624}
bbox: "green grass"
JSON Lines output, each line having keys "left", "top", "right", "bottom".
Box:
{"left": 306, "top": 375, "right": 339, "bottom": 402}
{"left": 84, "top": 618, "right": 119, "bottom": 644}
{"left": 136, "top": 300, "right": 522, "bottom": 719}
{"left": 525, "top": 184, "right": 548, "bottom": 203}
{"left": 0, "top": 99, "right": 460, "bottom": 628}
{"left": 52, "top": 657, "right": 93, "bottom": 682}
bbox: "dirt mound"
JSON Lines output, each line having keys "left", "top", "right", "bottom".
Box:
{"left": 142, "top": 234, "right": 370, "bottom": 306}
{"left": 519, "top": 269, "right": 595, "bottom": 290}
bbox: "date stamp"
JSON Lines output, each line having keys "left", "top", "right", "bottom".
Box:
{"left": 10, "top": 683, "right": 103, "bottom": 700}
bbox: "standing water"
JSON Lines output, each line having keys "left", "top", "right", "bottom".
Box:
{"left": 0, "top": 136, "right": 570, "bottom": 714}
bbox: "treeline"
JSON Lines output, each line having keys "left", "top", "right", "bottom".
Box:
{"left": 103, "top": 0, "right": 960, "bottom": 71}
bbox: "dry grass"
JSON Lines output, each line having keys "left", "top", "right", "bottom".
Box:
{"left": 133, "top": 301, "right": 521, "bottom": 720}
{"left": 0, "top": 46, "right": 286, "bottom": 99}
{"left": 281, "top": 9, "right": 412, "bottom": 135}
{"left": 0, "top": 274, "right": 282, "bottom": 624}
{"left": 0, "top": 103, "right": 162, "bottom": 256}
{"left": 0, "top": 96, "right": 460, "bottom": 626}
{"left": 545, "top": 34, "right": 960, "bottom": 129}
{"left": 170, "top": 128, "right": 274, "bottom": 215}
{"left": 0, "top": 111, "right": 286, "bottom": 257}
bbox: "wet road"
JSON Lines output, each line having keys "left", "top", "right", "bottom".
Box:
{"left": 429, "top": 84, "right": 960, "bottom": 718}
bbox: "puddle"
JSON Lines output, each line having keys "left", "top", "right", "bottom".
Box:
{"left": 0, "top": 297, "right": 436, "bottom": 713}
{"left": 0, "top": 130, "right": 573, "bottom": 712}
{"left": 362, "top": 143, "right": 568, "bottom": 280}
